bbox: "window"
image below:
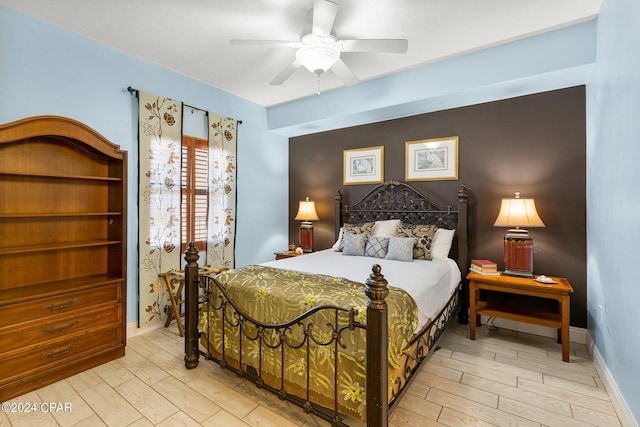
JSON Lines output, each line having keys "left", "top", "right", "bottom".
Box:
{"left": 181, "top": 136, "right": 208, "bottom": 252}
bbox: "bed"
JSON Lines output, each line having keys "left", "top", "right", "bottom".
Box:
{"left": 184, "top": 181, "right": 469, "bottom": 426}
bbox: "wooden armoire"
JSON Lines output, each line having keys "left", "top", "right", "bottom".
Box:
{"left": 0, "top": 116, "right": 127, "bottom": 401}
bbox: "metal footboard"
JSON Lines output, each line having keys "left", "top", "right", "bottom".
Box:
{"left": 183, "top": 243, "right": 392, "bottom": 426}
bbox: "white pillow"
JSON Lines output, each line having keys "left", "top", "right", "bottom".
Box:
{"left": 431, "top": 228, "right": 455, "bottom": 259}
{"left": 372, "top": 219, "right": 401, "bottom": 237}
{"left": 332, "top": 227, "right": 344, "bottom": 250}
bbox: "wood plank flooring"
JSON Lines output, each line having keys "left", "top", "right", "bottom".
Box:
{"left": 1, "top": 321, "right": 622, "bottom": 426}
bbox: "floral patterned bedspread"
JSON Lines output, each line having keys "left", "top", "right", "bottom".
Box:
{"left": 198, "top": 265, "right": 419, "bottom": 421}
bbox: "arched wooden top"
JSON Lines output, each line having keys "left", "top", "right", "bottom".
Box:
{"left": 0, "top": 116, "right": 125, "bottom": 160}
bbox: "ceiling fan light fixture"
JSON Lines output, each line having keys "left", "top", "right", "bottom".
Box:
{"left": 296, "top": 34, "right": 340, "bottom": 74}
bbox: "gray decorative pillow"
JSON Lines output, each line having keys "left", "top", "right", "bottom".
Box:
{"left": 342, "top": 233, "right": 368, "bottom": 256}
{"left": 365, "top": 237, "right": 389, "bottom": 258}
{"left": 338, "top": 222, "right": 375, "bottom": 251}
{"left": 396, "top": 223, "right": 438, "bottom": 260}
{"left": 385, "top": 237, "right": 415, "bottom": 262}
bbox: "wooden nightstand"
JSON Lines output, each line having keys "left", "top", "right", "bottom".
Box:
{"left": 274, "top": 251, "right": 306, "bottom": 260}
{"left": 467, "top": 271, "right": 574, "bottom": 362}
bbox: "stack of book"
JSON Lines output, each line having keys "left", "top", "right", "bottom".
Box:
{"left": 470, "top": 259, "right": 499, "bottom": 275}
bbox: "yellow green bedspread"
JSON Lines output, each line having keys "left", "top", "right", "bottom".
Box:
{"left": 198, "top": 265, "right": 419, "bottom": 421}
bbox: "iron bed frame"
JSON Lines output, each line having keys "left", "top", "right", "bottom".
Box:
{"left": 183, "top": 181, "right": 469, "bottom": 426}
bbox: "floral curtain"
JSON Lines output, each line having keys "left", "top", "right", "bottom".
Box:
{"left": 138, "top": 91, "right": 183, "bottom": 328}
{"left": 206, "top": 113, "right": 237, "bottom": 269}
{"left": 137, "top": 92, "right": 238, "bottom": 328}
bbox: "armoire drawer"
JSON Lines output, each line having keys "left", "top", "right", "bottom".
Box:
{"left": 0, "top": 325, "right": 121, "bottom": 385}
{"left": 0, "top": 283, "right": 120, "bottom": 328}
{"left": 0, "top": 305, "right": 120, "bottom": 354}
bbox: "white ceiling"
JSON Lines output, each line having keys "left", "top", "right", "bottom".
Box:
{"left": 1, "top": 0, "right": 601, "bottom": 107}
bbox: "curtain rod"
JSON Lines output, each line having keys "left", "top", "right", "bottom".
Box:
{"left": 127, "top": 86, "right": 243, "bottom": 124}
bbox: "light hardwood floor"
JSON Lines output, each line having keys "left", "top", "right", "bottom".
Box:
{"left": 1, "top": 321, "right": 623, "bottom": 427}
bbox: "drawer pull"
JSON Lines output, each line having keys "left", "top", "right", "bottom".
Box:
{"left": 43, "top": 344, "right": 77, "bottom": 358}
{"left": 43, "top": 321, "right": 78, "bottom": 334}
{"left": 42, "top": 298, "right": 79, "bottom": 311}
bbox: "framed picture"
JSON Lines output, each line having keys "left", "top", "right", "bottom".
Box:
{"left": 343, "top": 146, "right": 384, "bottom": 185}
{"left": 405, "top": 136, "right": 459, "bottom": 181}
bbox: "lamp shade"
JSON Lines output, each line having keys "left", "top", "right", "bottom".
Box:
{"left": 493, "top": 192, "right": 545, "bottom": 229}
{"left": 295, "top": 197, "right": 319, "bottom": 221}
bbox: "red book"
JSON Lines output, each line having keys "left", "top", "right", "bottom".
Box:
{"left": 471, "top": 259, "right": 497, "bottom": 267}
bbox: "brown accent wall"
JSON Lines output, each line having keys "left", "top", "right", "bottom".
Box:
{"left": 289, "top": 86, "right": 586, "bottom": 327}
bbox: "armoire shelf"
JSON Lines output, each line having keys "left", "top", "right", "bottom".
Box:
{"left": 0, "top": 212, "right": 123, "bottom": 218}
{"left": 0, "top": 239, "right": 123, "bottom": 256}
{"left": 0, "top": 115, "right": 127, "bottom": 401}
{"left": 0, "top": 170, "right": 123, "bottom": 181}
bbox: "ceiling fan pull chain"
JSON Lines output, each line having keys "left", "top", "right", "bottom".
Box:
{"left": 317, "top": 73, "right": 321, "bottom": 95}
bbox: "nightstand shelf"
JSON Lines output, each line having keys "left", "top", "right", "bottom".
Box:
{"left": 467, "top": 271, "right": 574, "bottom": 362}
{"left": 474, "top": 301, "right": 562, "bottom": 328}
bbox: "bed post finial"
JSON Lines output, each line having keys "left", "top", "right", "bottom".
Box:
{"left": 365, "top": 264, "right": 389, "bottom": 426}
{"left": 184, "top": 242, "right": 200, "bottom": 369}
{"left": 458, "top": 183, "right": 469, "bottom": 201}
{"left": 365, "top": 264, "right": 389, "bottom": 309}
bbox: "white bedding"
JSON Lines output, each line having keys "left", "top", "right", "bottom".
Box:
{"left": 262, "top": 249, "right": 461, "bottom": 333}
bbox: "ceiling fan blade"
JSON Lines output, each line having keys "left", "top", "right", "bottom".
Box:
{"left": 230, "top": 39, "right": 300, "bottom": 48}
{"left": 270, "top": 58, "right": 303, "bottom": 85}
{"left": 331, "top": 58, "right": 359, "bottom": 86}
{"left": 340, "top": 39, "right": 408, "bottom": 53}
{"left": 312, "top": 0, "right": 338, "bottom": 36}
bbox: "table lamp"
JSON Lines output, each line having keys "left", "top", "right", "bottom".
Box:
{"left": 294, "top": 197, "right": 319, "bottom": 252}
{"left": 494, "top": 192, "right": 545, "bottom": 277}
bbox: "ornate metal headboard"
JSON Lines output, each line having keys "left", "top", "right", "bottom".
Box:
{"left": 334, "top": 181, "right": 469, "bottom": 272}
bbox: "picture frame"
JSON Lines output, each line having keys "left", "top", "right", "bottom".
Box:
{"left": 405, "top": 136, "right": 459, "bottom": 181}
{"left": 343, "top": 146, "right": 384, "bottom": 185}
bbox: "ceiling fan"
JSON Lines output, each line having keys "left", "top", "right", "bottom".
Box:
{"left": 230, "top": 0, "right": 408, "bottom": 86}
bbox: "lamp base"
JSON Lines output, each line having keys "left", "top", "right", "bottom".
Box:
{"left": 503, "top": 229, "right": 535, "bottom": 278}
{"left": 502, "top": 268, "right": 534, "bottom": 278}
{"left": 299, "top": 221, "right": 314, "bottom": 253}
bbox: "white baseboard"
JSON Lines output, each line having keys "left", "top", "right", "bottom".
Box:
{"left": 126, "top": 320, "right": 163, "bottom": 338}
{"left": 479, "top": 315, "right": 587, "bottom": 344}
{"left": 587, "top": 333, "right": 639, "bottom": 427}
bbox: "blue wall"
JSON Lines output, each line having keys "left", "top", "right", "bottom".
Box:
{"left": 588, "top": 0, "right": 640, "bottom": 422}
{"left": 0, "top": 5, "right": 290, "bottom": 324}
